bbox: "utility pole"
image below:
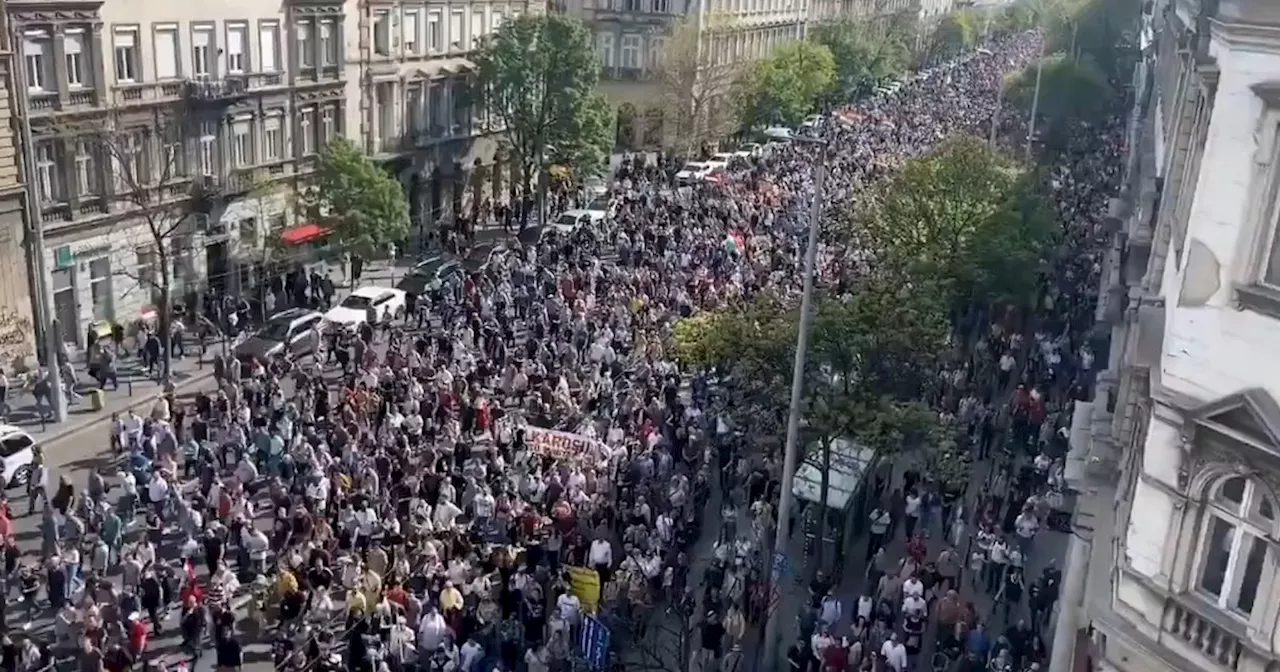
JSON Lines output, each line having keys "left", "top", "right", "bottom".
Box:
{"left": 760, "top": 137, "right": 827, "bottom": 671}
{"left": 13, "top": 42, "right": 67, "bottom": 423}
{"left": 1024, "top": 35, "right": 1045, "bottom": 162}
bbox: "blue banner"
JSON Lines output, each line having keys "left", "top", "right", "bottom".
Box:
{"left": 579, "top": 614, "right": 610, "bottom": 670}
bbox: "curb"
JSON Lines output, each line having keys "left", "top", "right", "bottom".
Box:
{"left": 39, "top": 367, "right": 218, "bottom": 449}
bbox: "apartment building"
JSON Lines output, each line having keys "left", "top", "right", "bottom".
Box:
{"left": 349, "top": 0, "right": 540, "bottom": 231}
{"left": 563, "top": 0, "right": 807, "bottom": 150}
{"left": 9, "top": 0, "right": 351, "bottom": 348}
{"left": 1056, "top": 1, "right": 1280, "bottom": 672}
{"left": 0, "top": 4, "right": 34, "bottom": 368}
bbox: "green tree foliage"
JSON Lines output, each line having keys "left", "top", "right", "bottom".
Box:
{"left": 472, "top": 14, "right": 612, "bottom": 197}
{"left": 736, "top": 41, "right": 836, "bottom": 128}
{"left": 928, "top": 10, "right": 977, "bottom": 62}
{"left": 1046, "top": 0, "right": 1138, "bottom": 80}
{"left": 298, "top": 137, "right": 410, "bottom": 259}
{"left": 811, "top": 21, "right": 911, "bottom": 99}
{"left": 849, "top": 136, "right": 1056, "bottom": 307}
{"left": 1007, "top": 54, "right": 1114, "bottom": 150}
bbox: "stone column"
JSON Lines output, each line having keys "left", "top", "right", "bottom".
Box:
{"left": 51, "top": 25, "right": 69, "bottom": 104}
{"left": 91, "top": 23, "right": 108, "bottom": 107}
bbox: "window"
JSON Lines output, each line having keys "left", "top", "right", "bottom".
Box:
{"left": 322, "top": 106, "right": 336, "bottom": 144}
{"left": 23, "top": 33, "right": 51, "bottom": 91}
{"left": 0, "top": 434, "right": 34, "bottom": 459}
{"left": 428, "top": 11, "right": 443, "bottom": 53}
{"left": 297, "top": 20, "right": 314, "bottom": 68}
{"left": 34, "top": 142, "right": 57, "bottom": 203}
{"left": 226, "top": 24, "right": 247, "bottom": 73}
{"left": 259, "top": 22, "right": 279, "bottom": 71}
{"left": 320, "top": 20, "right": 338, "bottom": 65}
{"left": 113, "top": 28, "right": 138, "bottom": 82}
{"left": 491, "top": 9, "right": 505, "bottom": 31}
{"left": 408, "top": 85, "right": 424, "bottom": 132}
{"left": 154, "top": 25, "right": 179, "bottom": 79}
{"left": 192, "top": 26, "right": 213, "bottom": 77}
{"left": 263, "top": 115, "right": 283, "bottom": 161}
{"left": 374, "top": 11, "right": 390, "bottom": 56}
{"left": 471, "top": 9, "right": 485, "bottom": 47}
{"left": 299, "top": 108, "right": 316, "bottom": 155}
{"left": 654, "top": 0, "right": 669, "bottom": 11}
{"left": 115, "top": 131, "right": 146, "bottom": 188}
{"left": 89, "top": 258, "right": 112, "bottom": 321}
{"left": 198, "top": 121, "right": 216, "bottom": 176}
{"left": 74, "top": 140, "right": 96, "bottom": 197}
{"left": 64, "top": 30, "right": 85, "bottom": 88}
{"left": 1198, "top": 476, "right": 1274, "bottom": 617}
{"left": 163, "top": 139, "right": 185, "bottom": 178}
{"left": 648, "top": 37, "right": 664, "bottom": 70}
{"left": 232, "top": 120, "right": 252, "bottom": 167}
{"left": 621, "top": 35, "right": 640, "bottom": 69}
{"left": 450, "top": 10, "right": 464, "bottom": 50}
{"left": 429, "top": 82, "right": 447, "bottom": 137}
{"left": 404, "top": 10, "right": 420, "bottom": 54}
{"left": 598, "top": 33, "right": 615, "bottom": 69}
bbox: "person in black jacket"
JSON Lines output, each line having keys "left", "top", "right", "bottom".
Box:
{"left": 180, "top": 597, "right": 206, "bottom": 661}
{"left": 139, "top": 569, "right": 165, "bottom": 635}
{"left": 216, "top": 626, "right": 243, "bottom": 671}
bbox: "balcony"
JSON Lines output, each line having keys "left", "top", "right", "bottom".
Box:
{"left": 1160, "top": 599, "right": 1244, "bottom": 671}
{"left": 182, "top": 77, "right": 250, "bottom": 104}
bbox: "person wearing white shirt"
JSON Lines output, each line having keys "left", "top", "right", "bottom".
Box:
{"left": 589, "top": 538, "right": 613, "bottom": 576}
{"left": 902, "top": 576, "right": 924, "bottom": 599}
{"left": 903, "top": 491, "right": 922, "bottom": 538}
{"left": 987, "top": 538, "right": 1009, "bottom": 595}
{"left": 459, "top": 638, "right": 484, "bottom": 671}
{"left": 881, "top": 633, "right": 908, "bottom": 672}
{"left": 434, "top": 499, "right": 462, "bottom": 528}
{"left": 1015, "top": 510, "right": 1039, "bottom": 557}
{"left": 902, "top": 594, "right": 926, "bottom": 618}
{"left": 556, "top": 592, "right": 581, "bottom": 625}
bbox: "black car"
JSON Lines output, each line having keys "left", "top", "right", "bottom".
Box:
{"left": 396, "top": 256, "right": 464, "bottom": 295}
{"left": 231, "top": 309, "right": 323, "bottom": 361}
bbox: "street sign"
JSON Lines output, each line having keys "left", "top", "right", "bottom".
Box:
{"left": 580, "top": 614, "right": 610, "bottom": 670}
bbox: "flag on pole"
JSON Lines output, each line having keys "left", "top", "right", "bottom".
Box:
{"left": 580, "top": 614, "right": 610, "bottom": 670}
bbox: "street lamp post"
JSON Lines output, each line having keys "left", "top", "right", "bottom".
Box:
{"left": 759, "top": 135, "right": 828, "bottom": 671}
{"left": 1024, "top": 35, "right": 1046, "bottom": 162}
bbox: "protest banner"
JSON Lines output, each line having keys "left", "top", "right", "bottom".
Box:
{"left": 523, "top": 425, "right": 606, "bottom": 461}
{"left": 566, "top": 566, "right": 602, "bottom": 613}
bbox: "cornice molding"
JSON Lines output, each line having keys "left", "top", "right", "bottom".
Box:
{"left": 1209, "top": 15, "right": 1280, "bottom": 52}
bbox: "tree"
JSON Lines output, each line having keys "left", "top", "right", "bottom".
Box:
{"left": 736, "top": 41, "right": 836, "bottom": 128}
{"left": 472, "top": 14, "right": 612, "bottom": 219}
{"left": 233, "top": 179, "right": 293, "bottom": 324}
{"left": 848, "top": 136, "right": 1056, "bottom": 308}
{"left": 927, "top": 10, "right": 977, "bottom": 62}
{"left": 297, "top": 136, "right": 410, "bottom": 260}
{"left": 660, "top": 15, "right": 743, "bottom": 156}
{"left": 1046, "top": 0, "right": 1138, "bottom": 81}
{"left": 1006, "top": 54, "right": 1114, "bottom": 152}
{"left": 811, "top": 21, "right": 912, "bottom": 100}
{"left": 77, "top": 108, "right": 202, "bottom": 383}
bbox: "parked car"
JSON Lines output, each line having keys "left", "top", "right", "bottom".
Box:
{"left": 734, "top": 143, "right": 765, "bottom": 159}
{"left": 232, "top": 308, "right": 324, "bottom": 361}
{"left": 323, "top": 286, "right": 407, "bottom": 329}
{"left": 0, "top": 424, "right": 37, "bottom": 488}
{"left": 763, "top": 126, "right": 794, "bottom": 141}
{"left": 799, "top": 114, "right": 824, "bottom": 130}
{"left": 397, "top": 256, "right": 465, "bottom": 294}
{"left": 552, "top": 209, "right": 607, "bottom": 234}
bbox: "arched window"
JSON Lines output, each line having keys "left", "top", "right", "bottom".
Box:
{"left": 1198, "top": 476, "right": 1275, "bottom": 616}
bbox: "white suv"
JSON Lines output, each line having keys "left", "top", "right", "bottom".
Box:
{"left": 0, "top": 424, "right": 36, "bottom": 488}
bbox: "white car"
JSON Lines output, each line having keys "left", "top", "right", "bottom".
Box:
{"left": 675, "top": 161, "right": 717, "bottom": 184}
{"left": 552, "top": 209, "right": 606, "bottom": 234}
{"left": 799, "top": 114, "right": 824, "bottom": 130}
{"left": 323, "top": 286, "right": 407, "bottom": 329}
{"left": 734, "top": 143, "right": 765, "bottom": 159}
{"left": 763, "top": 126, "right": 794, "bottom": 141}
{"left": 0, "top": 424, "right": 36, "bottom": 488}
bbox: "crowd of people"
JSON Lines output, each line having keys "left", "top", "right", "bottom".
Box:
{"left": 0, "top": 27, "right": 1130, "bottom": 672}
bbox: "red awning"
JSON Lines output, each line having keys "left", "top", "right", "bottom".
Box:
{"left": 280, "top": 223, "right": 330, "bottom": 246}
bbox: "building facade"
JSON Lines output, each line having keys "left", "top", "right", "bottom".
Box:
{"left": 564, "top": 0, "right": 810, "bottom": 149}
{"left": 1058, "top": 1, "right": 1280, "bottom": 672}
{"left": 8, "top": 0, "right": 511, "bottom": 351}
{"left": 0, "top": 1, "right": 35, "bottom": 368}
{"left": 349, "top": 0, "right": 539, "bottom": 234}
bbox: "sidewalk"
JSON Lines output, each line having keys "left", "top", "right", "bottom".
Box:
{"left": 1, "top": 257, "right": 416, "bottom": 446}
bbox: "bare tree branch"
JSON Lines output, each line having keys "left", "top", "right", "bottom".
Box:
{"left": 660, "top": 13, "right": 744, "bottom": 156}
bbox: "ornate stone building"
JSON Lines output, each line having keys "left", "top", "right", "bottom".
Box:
{"left": 0, "top": 1, "right": 35, "bottom": 368}
{"left": 1058, "top": 1, "right": 1280, "bottom": 672}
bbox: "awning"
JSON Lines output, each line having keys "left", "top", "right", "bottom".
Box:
{"left": 280, "top": 223, "right": 330, "bottom": 246}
